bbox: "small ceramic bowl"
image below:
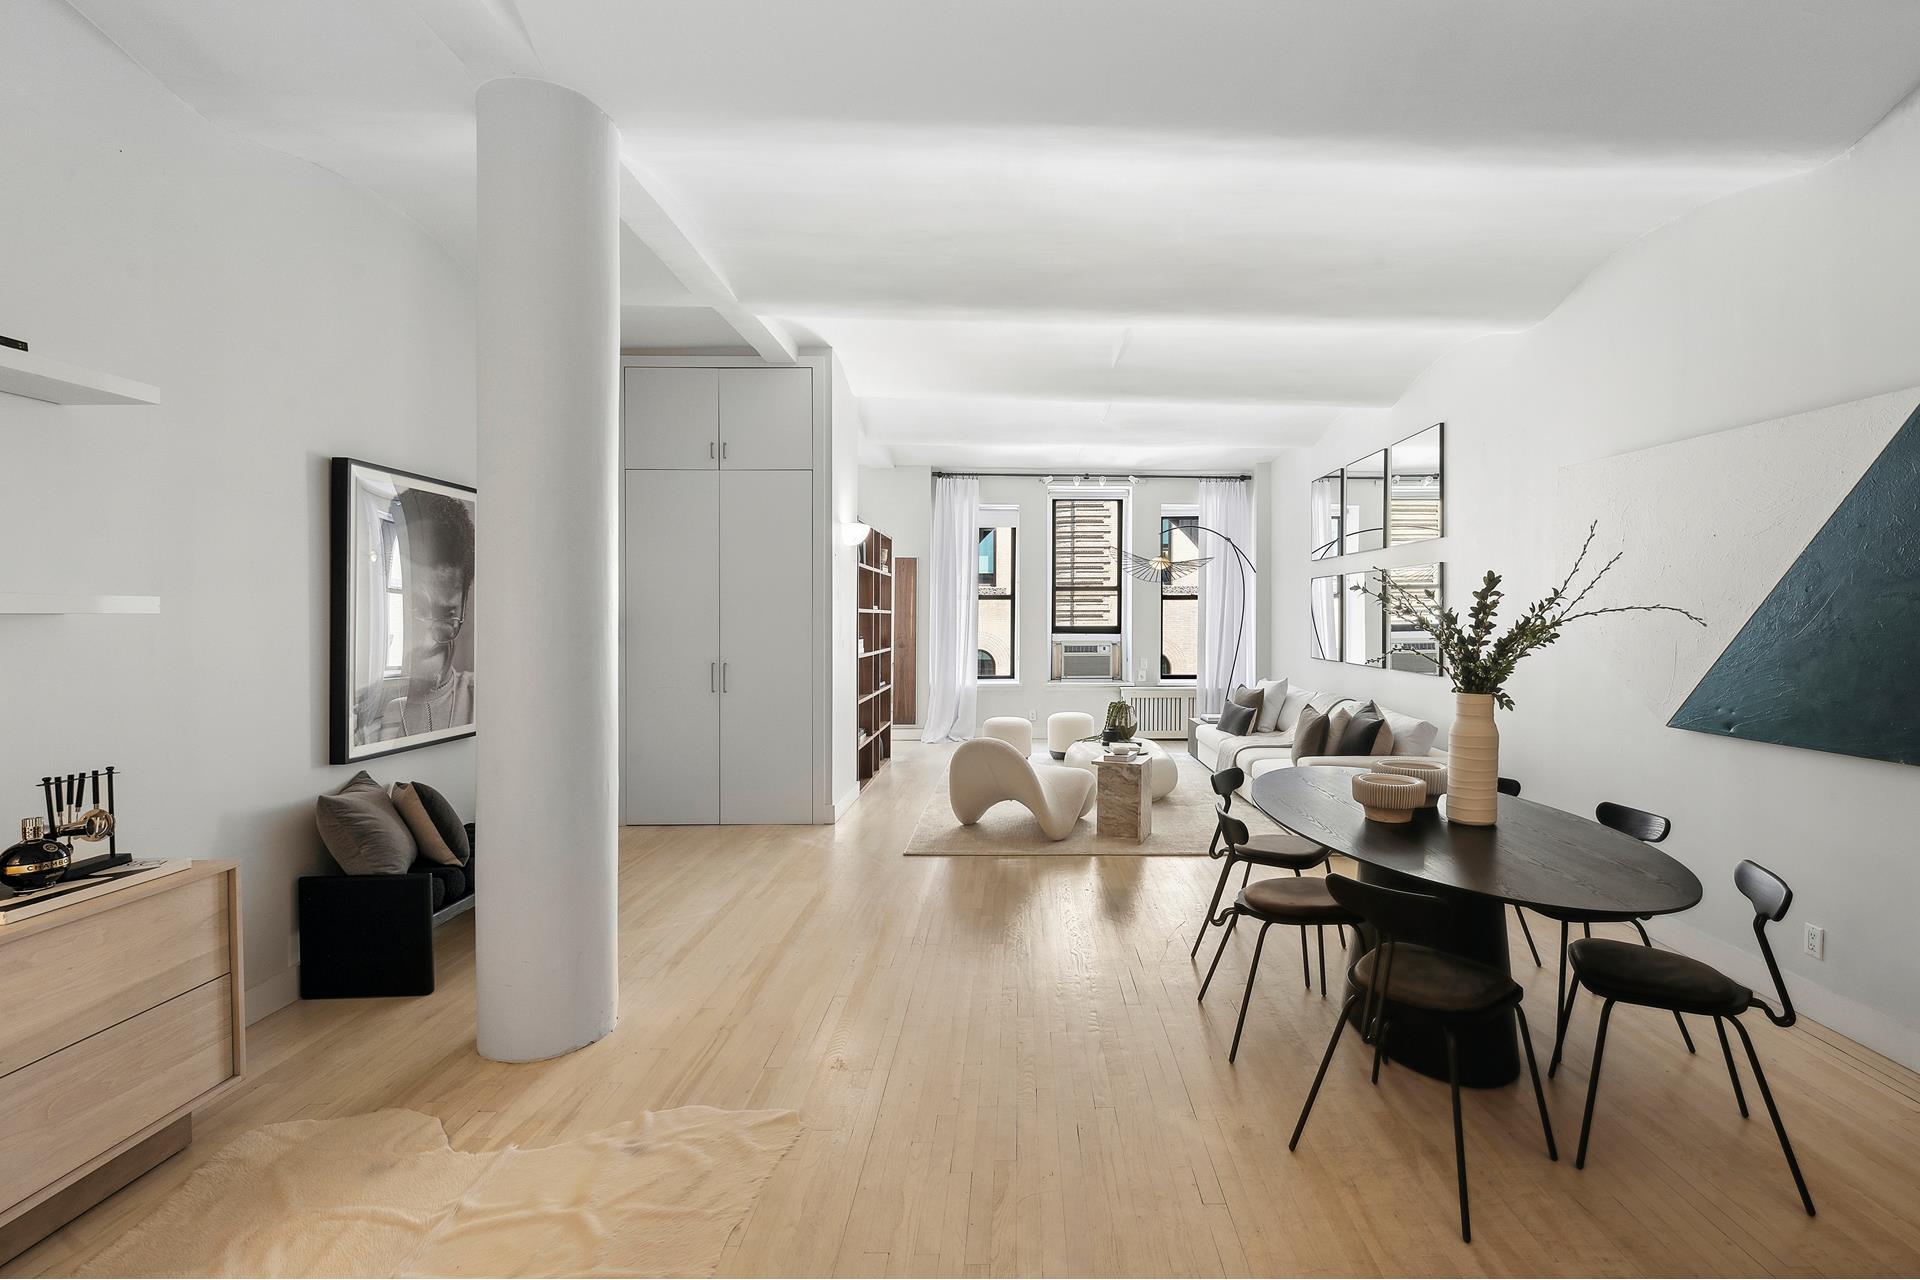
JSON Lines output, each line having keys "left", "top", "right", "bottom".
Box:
{"left": 1374, "top": 759, "right": 1448, "bottom": 807}
{"left": 1352, "top": 772, "right": 1425, "bottom": 823}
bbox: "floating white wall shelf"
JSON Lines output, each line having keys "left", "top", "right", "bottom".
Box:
{"left": 0, "top": 348, "right": 160, "bottom": 406}
{"left": 0, "top": 594, "right": 161, "bottom": 615}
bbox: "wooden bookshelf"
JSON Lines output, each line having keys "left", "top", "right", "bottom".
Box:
{"left": 856, "top": 526, "right": 894, "bottom": 787}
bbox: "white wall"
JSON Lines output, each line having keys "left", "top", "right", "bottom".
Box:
{"left": 1270, "top": 84, "right": 1920, "bottom": 1066}
{"left": 0, "top": 1, "right": 477, "bottom": 1022}
{"left": 829, "top": 357, "right": 861, "bottom": 810}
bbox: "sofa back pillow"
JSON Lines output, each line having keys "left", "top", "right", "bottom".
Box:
{"left": 1335, "top": 703, "right": 1390, "bottom": 756}
{"left": 393, "top": 781, "right": 470, "bottom": 866}
{"left": 1254, "top": 678, "right": 1289, "bottom": 732}
{"left": 316, "top": 771, "right": 417, "bottom": 876}
{"left": 1230, "top": 684, "right": 1264, "bottom": 724}
{"left": 1218, "top": 700, "right": 1258, "bottom": 736}
{"left": 1291, "top": 705, "right": 1334, "bottom": 763}
{"left": 1276, "top": 687, "right": 1318, "bottom": 731}
{"left": 1378, "top": 707, "right": 1439, "bottom": 758}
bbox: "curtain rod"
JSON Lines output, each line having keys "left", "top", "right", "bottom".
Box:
{"left": 931, "top": 470, "right": 1252, "bottom": 482}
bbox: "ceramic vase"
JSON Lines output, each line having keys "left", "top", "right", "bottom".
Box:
{"left": 1446, "top": 693, "right": 1499, "bottom": 826}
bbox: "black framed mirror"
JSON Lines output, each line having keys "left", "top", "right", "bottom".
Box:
{"left": 1342, "top": 570, "right": 1385, "bottom": 667}
{"left": 1309, "top": 471, "right": 1342, "bottom": 561}
{"left": 1383, "top": 562, "right": 1445, "bottom": 674}
{"left": 1341, "top": 451, "right": 1386, "bottom": 554}
{"left": 1309, "top": 574, "right": 1341, "bottom": 660}
{"left": 1389, "top": 423, "right": 1444, "bottom": 546}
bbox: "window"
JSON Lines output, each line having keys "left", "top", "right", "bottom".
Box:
{"left": 977, "top": 519, "right": 1016, "bottom": 679}
{"left": 1159, "top": 511, "right": 1199, "bottom": 679}
{"left": 1051, "top": 497, "right": 1122, "bottom": 632}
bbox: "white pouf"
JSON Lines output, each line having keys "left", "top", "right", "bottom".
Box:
{"left": 1062, "top": 738, "right": 1178, "bottom": 801}
{"left": 981, "top": 715, "right": 1033, "bottom": 756}
{"left": 1046, "top": 711, "right": 1098, "bottom": 759}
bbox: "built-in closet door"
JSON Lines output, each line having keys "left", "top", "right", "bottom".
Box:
{"left": 719, "top": 469, "right": 814, "bottom": 822}
{"left": 718, "top": 368, "right": 812, "bottom": 470}
{"left": 624, "top": 367, "right": 719, "bottom": 469}
{"left": 624, "top": 469, "right": 720, "bottom": 823}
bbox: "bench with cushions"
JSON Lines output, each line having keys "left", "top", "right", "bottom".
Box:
{"left": 1192, "top": 678, "right": 1444, "bottom": 799}
{"left": 299, "top": 771, "right": 476, "bottom": 999}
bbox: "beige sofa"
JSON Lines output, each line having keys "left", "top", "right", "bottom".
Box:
{"left": 1192, "top": 682, "right": 1445, "bottom": 798}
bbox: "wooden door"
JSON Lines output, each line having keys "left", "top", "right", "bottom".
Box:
{"left": 718, "top": 367, "right": 812, "bottom": 470}
{"left": 719, "top": 470, "right": 814, "bottom": 822}
{"left": 623, "top": 470, "right": 720, "bottom": 823}
{"left": 623, "top": 367, "right": 719, "bottom": 469}
{"left": 895, "top": 557, "right": 918, "bottom": 726}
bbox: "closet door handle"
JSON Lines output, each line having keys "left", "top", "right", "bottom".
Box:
{"left": 722, "top": 662, "right": 729, "bottom": 693}
{"left": 721, "top": 441, "right": 729, "bottom": 461}
{"left": 710, "top": 662, "right": 717, "bottom": 692}
{"left": 709, "top": 441, "right": 716, "bottom": 459}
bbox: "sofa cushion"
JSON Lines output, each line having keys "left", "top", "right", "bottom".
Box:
{"left": 1218, "top": 700, "right": 1257, "bottom": 736}
{"left": 1276, "top": 687, "right": 1317, "bottom": 731}
{"left": 1254, "top": 679, "right": 1288, "bottom": 733}
{"left": 315, "top": 771, "right": 417, "bottom": 876}
{"left": 409, "top": 859, "right": 467, "bottom": 908}
{"left": 1291, "top": 705, "right": 1333, "bottom": 763}
{"left": 392, "top": 781, "right": 470, "bottom": 866}
{"left": 1379, "top": 708, "right": 1440, "bottom": 758}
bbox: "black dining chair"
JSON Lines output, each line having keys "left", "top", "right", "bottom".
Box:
{"left": 1496, "top": 777, "right": 1544, "bottom": 967}
{"left": 1193, "top": 767, "right": 1338, "bottom": 965}
{"left": 1289, "top": 874, "right": 1557, "bottom": 1243}
{"left": 1542, "top": 801, "right": 1696, "bottom": 1071}
{"left": 1198, "top": 812, "right": 1362, "bottom": 1062}
{"left": 1561, "top": 860, "right": 1815, "bottom": 1216}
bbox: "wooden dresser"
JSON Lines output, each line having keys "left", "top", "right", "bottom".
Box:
{"left": 0, "top": 861, "right": 244, "bottom": 1261}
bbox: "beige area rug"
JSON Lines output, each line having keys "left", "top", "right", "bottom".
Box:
{"left": 78, "top": 1106, "right": 800, "bottom": 1278}
{"left": 904, "top": 749, "right": 1294, "bottom": 856}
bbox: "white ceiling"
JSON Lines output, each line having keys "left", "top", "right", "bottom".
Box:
{"left": 62, "top": 0, "right": 1920, "bottom": 467}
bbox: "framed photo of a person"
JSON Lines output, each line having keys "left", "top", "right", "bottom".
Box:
{"left": 330, "top": 458, "right": 477, "bottom": 763}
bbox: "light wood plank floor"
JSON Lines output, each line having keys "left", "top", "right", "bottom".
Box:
{"left": 12, "top": 742, "right": 1920, "bottom": 1277}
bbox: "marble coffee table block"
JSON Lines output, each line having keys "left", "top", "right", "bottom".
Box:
{"left": 1095, "top": 755, "right": 1152, "bottom": 841}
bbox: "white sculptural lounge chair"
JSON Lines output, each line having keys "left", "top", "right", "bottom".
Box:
{"left": 949, "top": 737, "right": 1095, "bottom": 841}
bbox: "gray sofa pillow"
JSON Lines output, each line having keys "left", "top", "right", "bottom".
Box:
{"left": 1218, "top": 700, "right": 1258, "bottom": 736}
{"left": 1379, "top": 707, "right": 1439, "bottom": 757}
{"left": 316, "top": 771, "right": 418, "bottom": 876}
{"left": 1291, "top": 705, "right": 1334, "bottom": 763}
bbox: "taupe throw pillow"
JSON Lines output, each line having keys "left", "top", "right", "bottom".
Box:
{"left": 1291, "top": 705, "right": 1333, "bottom": 763}
{"left": 393, "top": 781, "right": 469, "bottom": 866}
{"left": 1230, "top": 684, "right": 1264, "bottom": 723}
{"left": 1218, "top": 700, "right": 1257, "bottom": 736}
{"left": 316, "top": 771, "right": 417, "bottom": 876}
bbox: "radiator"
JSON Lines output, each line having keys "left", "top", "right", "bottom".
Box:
{"left": 1121, "top": 686, "right": 1196, "bottom": 739}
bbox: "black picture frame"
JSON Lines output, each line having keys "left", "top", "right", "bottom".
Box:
{"left": 329, "top": 457, "right": 478, "bottom": 764}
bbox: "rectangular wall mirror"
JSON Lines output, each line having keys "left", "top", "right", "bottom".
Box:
{"left": 1342, "top": 451, "right": 1386, "bottom": 554}
{"left": 1309, "top": 574, "right": 1341, "bottom": 660}
{"left": 1342, "top": 570, "right": 1385, "bottom": 667}
{"left": 1309, "top": 471, "right": 1342, "bottom": 561}
{"left": 1389, "top": 423, "right": 1444, "bottom": 545}
{"left": 1383, "top": 562, "right": 1445, "bottom": 675}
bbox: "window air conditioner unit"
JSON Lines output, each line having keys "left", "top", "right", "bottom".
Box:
{"left": 1052, "top": 639, "right": 1122, "bottom": 681}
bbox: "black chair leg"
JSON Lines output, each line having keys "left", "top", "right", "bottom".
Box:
{"left": 1714, "top": 1016, "right": 1749, "bottom": 1118}
{"left": 1241, "top": 861, "right": 1252, "bottom": 888}
{"left": 1552, "top": 921, "right": 1570, "bottom": 1059}
{"left": 1370, "top": 1019, "right": 1391, "bottom": 1084}
{"left": 1574, "top": 999, "right": 1615, "bottom": 1169}
{"left": 1290, "top": 994, "right": 1358, "bottom": 1150}
{"left": 1315, "top": 925, "right": 1327, "bottom": 998}
{"left": 1191, "top": 859, "right": 1235, "bottom": 959}
{"left": 1629, "top": 918, "right": 1697, "bottom": 1054}
{"left": 1297, "top": 923, "right": 1311, "bottom": 989}
{"left": 1514, "top": 1005, "right": 1557, "bottom": 1161}
{"left": 1445, "top": 1029, "right": 1470, "bottom": 1243}
{"left": 1198, "top": 913, "right": 1237, "bottom": 1002}
{"left": 1228, "top": 922, "right": 1273, "bottom": 1063}
{"left": 1514, "top": 905, "right": 1542, "bottom": 967}
{"left": 1550, "top": 944, "right": 1578, "bottom": 1078}
{"left": 1729, "top": 1016, "right": 1816, "bottom": 1216}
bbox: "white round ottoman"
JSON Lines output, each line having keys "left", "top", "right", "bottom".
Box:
{"left": 1062, "top": 738, "right": 1177, "bottom": 801}
{"left": 981, "top": 715, "right": 1034, "bottom": 756}
{"left": 1046, "top": 711, "right": 1097, "bottom": 759}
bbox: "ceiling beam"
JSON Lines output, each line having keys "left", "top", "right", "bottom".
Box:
{"left": 618, "top": 164, "right": 796, "bottom": 364}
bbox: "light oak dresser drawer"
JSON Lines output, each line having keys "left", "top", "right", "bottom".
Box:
{"left": 0, "top": 873, "right": 230, "bottom": 1077}
{"left": 0, "top": 976, "right": 234, "bottom": 1215}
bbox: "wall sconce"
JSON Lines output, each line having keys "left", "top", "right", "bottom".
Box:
{"left": 839, "top": 521, "right": 872, "bottom": 547}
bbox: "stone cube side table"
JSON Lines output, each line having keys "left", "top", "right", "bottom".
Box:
{"left": 1095, "top": 754, "right": 1152, "bottom": 841}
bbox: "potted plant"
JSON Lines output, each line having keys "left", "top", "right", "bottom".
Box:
{"left": 1355, "top": 522, "right": 1703, "bottom": 825}
{"left": 1101, "top": 699, "right": 1138, "bottom": 746}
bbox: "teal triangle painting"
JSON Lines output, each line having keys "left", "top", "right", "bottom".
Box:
{"left": 1668, "top": 401, "right": 1920, "bottom": 765}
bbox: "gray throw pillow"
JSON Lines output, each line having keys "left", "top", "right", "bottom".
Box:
{"left": 1291, "top": 705, "right": 1333, "bottom": 763}
{"left": 393, "top": 781, "right": 470, "bottom": 866}
{"left": 1335, "top": 706, "right": 1387, "bottom": 756}
{"left": 315, "top": 771, "right": 417, "bottom": 876}
{"left": 1230, "top": 684, "right": 1264, "bottom": 723}
{"left": 1218, "top": 700, "right": 1257, "bottom": 736}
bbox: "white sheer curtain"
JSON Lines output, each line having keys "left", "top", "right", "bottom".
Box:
{"left": 922, "top": 476, "right": 981, "bottom": 743}
{"left": 1196, "top": 478, "right": 1254, "bottom": 716}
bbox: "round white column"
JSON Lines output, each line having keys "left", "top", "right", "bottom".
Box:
{"left": 474, "top": 77, "right": 620, "bottom": 1061}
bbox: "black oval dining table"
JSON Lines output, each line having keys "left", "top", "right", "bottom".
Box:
{"left": 1250, "top": 765, "right": 1703, "bottom": 1087}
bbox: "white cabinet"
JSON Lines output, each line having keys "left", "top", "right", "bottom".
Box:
{"left": 622, "top": 366, "right": 814, "bottom": 470}
{"left": 719, "top": 471, "right": 815, "bottom": 823}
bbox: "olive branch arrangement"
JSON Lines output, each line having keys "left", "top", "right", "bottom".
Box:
{"left": 1352, "top": 521, "right": 1705, "bottom": 710}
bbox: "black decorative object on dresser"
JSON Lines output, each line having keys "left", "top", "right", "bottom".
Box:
{"left": 300, "top": 773, "right": 475, "bottom": 999}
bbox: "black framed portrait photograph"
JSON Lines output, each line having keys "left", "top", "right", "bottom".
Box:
{"left": 330, "top": 458, "right": 477, "bottom": 763}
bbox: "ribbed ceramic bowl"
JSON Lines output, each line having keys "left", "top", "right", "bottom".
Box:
{"left": 1352, "top": 771, "right": 1425, "bottom": 823}
{"left": 1374, "top": 759, "right": 1448, "bottom": 807}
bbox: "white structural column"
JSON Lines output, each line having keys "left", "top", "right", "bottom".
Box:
{"left": 474, "top": 78, "right": 620, "bottom": 1061}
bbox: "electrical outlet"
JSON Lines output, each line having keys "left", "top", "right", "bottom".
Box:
{"left": 1028, "top": 708, "right": 1039, "bottom": 722}
{"left": 1803, "top": 924, "right": 1825, "bottom": 960}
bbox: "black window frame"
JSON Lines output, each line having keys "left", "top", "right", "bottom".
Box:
{"left": 1050, "top": 496, "right": 1124, "bottom": 635}
{"left": 1158, "top": 513, "right": 1199, "bottom": 680}
{"left": 977, "top": 523, "right": 1017, "bottom": 680}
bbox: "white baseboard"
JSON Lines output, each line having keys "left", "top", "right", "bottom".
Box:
{"left": 1645, "top": 916, "right": 1919, "bottom": 1071}
{"left": 244, "top": 965, "right": 301, "bottom": 1026}
{"left": 831, "top": 782, "right": 863, "bottom": 822}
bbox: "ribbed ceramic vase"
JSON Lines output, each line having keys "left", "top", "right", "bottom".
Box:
{"left": 1446, "top": 693, "right": 1499, "bottom": 826}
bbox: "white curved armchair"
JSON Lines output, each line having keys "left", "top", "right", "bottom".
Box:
{"left": 950, "top": 738, "right": 1095, "bottom": 841}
